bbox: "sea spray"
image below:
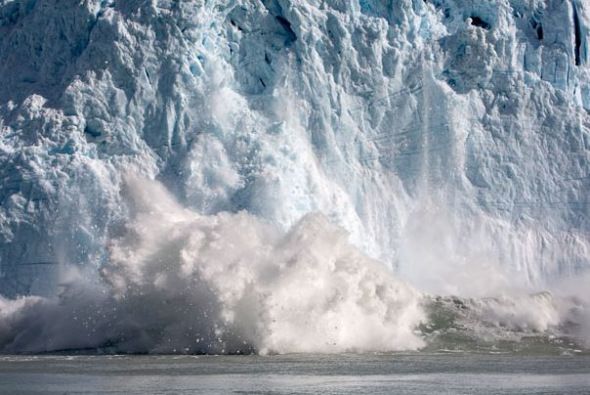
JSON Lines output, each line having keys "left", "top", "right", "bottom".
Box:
{"left": 0, "top": 176, "right": 425, "bottom": 354}
{"left": 1, "top": 176, "right": 589, "bottom": 354}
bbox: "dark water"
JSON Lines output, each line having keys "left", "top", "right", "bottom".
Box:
{"left": 1, "top": 353, "right": 589, "bottom": 394}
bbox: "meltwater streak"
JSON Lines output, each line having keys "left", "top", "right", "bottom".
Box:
{"left": 0, "top": 176, "right": 589, "bottom": 355}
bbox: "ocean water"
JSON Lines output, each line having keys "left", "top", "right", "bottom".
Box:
{"left": 1, "top": 353, "right": 589, "bottom": 394}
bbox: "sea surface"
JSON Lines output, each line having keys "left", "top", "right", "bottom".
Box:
{"left": 0, "top": 353, "right": 589, "bottom": 394}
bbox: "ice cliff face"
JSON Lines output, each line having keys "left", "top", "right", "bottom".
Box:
{"left": 1, "top": 0, "right": 589, "bottom": 297}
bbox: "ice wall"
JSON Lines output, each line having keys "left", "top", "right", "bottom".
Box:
{"left": 0, "top": 0, "right": 589, "bottom": 297}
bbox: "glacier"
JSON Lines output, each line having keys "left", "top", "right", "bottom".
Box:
{"left": 0, "top": 0, "right": 589, "bottom": 353}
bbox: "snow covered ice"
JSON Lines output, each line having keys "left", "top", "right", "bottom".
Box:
{"left": 0, "top": 0, "right": 589, "bottom": 353}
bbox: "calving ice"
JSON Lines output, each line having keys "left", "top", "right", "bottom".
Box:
{"left": 0, "top": 0, "right": 589, "bottom": 353}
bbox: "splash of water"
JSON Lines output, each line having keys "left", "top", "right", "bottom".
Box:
{"left": 1, "top": 176, "right": 589, "bottom": 354}
{"left": 0, "top": 176, "right": 424, "bottom": 354}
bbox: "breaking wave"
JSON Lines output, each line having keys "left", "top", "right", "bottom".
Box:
{"left": 421, "top": 292, "right": 590, "bottom": 354}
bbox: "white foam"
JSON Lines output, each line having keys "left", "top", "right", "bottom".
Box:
{"left": 0, "top": 176, "right": 425, "bottom": 354}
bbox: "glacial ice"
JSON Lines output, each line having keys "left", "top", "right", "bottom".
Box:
{"left": 0, "top": 0, "right": 589, "bottom": 353}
